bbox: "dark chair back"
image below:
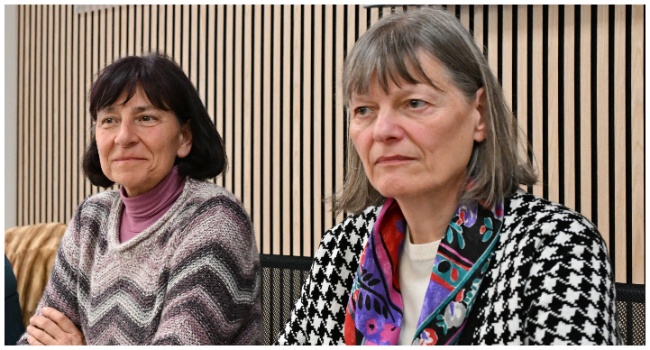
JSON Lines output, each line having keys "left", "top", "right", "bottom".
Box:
{"left": 616, "top": 282, "right": 645, "bottom": 345}
{"left": 260, "top": 254, "right": 312, "bottom": 345}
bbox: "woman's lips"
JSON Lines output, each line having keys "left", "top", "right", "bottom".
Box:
{"left": 112, "top": 157, "right": 146, "bottom": 162}
{"left": 375, "top": 155, "right": 413, "bottom": 165}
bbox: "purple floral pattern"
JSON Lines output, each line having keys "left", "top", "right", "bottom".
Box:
{"left": 344, "top": 196, "right": 504, "bottom": 345}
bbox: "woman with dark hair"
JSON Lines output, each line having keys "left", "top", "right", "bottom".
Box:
{"left": 19, "top": 52, "right": 261, "bottom": 345}
{"left": 276, "top": 6, "right": 620, "bottom": 345}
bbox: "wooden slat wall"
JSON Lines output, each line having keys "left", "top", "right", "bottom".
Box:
{"left": 14, "top": 4, "right": 644, "bottom": 284}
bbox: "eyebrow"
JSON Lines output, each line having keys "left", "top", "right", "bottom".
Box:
{"left": 99, "top": 104, "right": 157, "bottom": 113}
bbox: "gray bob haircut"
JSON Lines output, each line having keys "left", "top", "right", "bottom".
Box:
{"left": 332, "top": 6, "right": 537, "bottom": 215}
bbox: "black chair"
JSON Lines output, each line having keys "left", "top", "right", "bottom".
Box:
{"left": 616, "top": 282, "right": 645, "bottom": 345}
{"left": 260, "top": 254, "right": 313, "bottom": 345}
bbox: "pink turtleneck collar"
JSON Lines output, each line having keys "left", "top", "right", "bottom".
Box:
{"left": 119, "top": 166, "right": 186, "bottom": 243}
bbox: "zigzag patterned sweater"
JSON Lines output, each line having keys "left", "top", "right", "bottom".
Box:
{"left": 18, "top": 178, "right": 261, "bottom": 345}
{"left": 276, "top": 191, "right": 622, "bottom": 345}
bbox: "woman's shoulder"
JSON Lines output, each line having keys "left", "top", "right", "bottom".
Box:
{"left": 318, "top": 205, "right": 381, "bottom": 255}
{"left": 180, "top": 178, "right": 251, "bottom": 223}
{"left": 75, "top": 189, "right": 121, "bottom": 215}
{"left": 184, "top": 178, "right": 238, "bottom": 200}
{"left": 503, "top": 190, "right": 602, "bottom": 243}
{"left": 329, "top": 205, "right": 380, "bottom": 236}
{"left": 182, "top": 178, "right": 246, "bottom": 211}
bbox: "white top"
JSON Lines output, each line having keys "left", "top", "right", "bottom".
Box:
{"left": 398, "top": 228, "right": 441, "bottom": 345}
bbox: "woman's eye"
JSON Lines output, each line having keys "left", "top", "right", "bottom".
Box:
{"left": 98, "top": 117, "right": 116, "bottom": 128}
{"left": 139, "top": 115, "right": 158, "bottom": 124}
{"left": 354, "top": 107, "right": 371, "bottom": 117}
{"left": 407, "top": 99, "right": 426, "bottom": 109}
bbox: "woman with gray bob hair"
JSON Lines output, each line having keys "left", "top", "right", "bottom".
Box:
{"left": 277, "top": 6, "right": 620, "bottom": 345}
{"left": 335, "top": 5, "right": 536, "bottom": 213}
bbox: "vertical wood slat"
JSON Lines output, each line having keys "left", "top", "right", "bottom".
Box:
{"left": 311, "top": 5, "right": 323, "bottom": 254}
{"left": 281, "top": 5, "right": 292, "bottom": 254}
{"left": 613, "top": 5, "right": 627, "bottom": 284}
{"left": 17, "top": 6, "right": 25, "bottom": 225}
{"left": 224, "top": 5, "right": 235, "bottom": 194}
{"left": 596, "top": 5, "right": 610, "bottom": 249}
{"left": 26, "top": 5, "right": 32, "bottom": 225}
{"left": 64, "top": 6, "right": 72, "bottom": 222}
{"left": 516, "top": 6, "right": 529, "bottom": 185}
{"left": 157, "top": 6, "right": 165, "bottom": 52}
{"left": 50, "top": 5, "right": 58, "bottom": 223}
{"left": 12, "top": 5, "right": 644, "bottom": 283}
{"left": 547, "top": 5, "right": 560, "bottom": 204}
{"left": 215, "top": 6, "right": 225, "bottom": 190}
{"left": 71, "top": 7, "right": 79, "bottom": 225}
{"left": 292, "top": 5, "right": 303, "bottom": 256}
{"left": 261, "top": 5, "right": 272, "bottom": 255}
{"left": 198, "top": 6, "right": 207, "bottom": 125}
{"left": 630, "top": 5, "right": 644, "bottom": 284}
{"left": 501, "top": 6, "right": 513, "bottom": 110}
{"left": 579, "top": 6, "right": 593, "bottom": 221}
{"left": 271, "top": 5, "right": 282, "bottom": 255}
{"left": 182, "top": 5, "right": 191, "bottom": 82}
{"left": 487, "top": 6, "right": 499, "bottom": 79}
{"left": 334, "top": 5, "right": 346, "bottom": 227}
{"left": 531, "top": 6, "right": 544, "bottom": 198}
{"left": 563, "top": 5, "right": 576, "bottom": 213}
{"left": 45, "top": 5, "right": 53, "bottom": 224}
{"left": 119, "top": 6, "right": 127, "bottom": 57}
{"left": 242, "top": 5, "right": 254, "bottom": 251}
{"left": 53, "top": 2, "right": 62, "bottom": 223}
{"left": 35, "top": 6, "right": 42, "bottom": 224}
{"left": 134, "top": 5, "right": 142, "bottom": 56}
{"left": 252, "top": 4, "right": 263, "bottom": 252}
{"left": 323, "top": 5, "right": 334, "bottom": 234}
{"left": 233, "top": 4, "right": 244, "bottom": 218}
{"left": 84, "top": 11, "right": 93, "bottom": 200}
{"left": 142, "top": 5, "right": 150, "bottom": 55}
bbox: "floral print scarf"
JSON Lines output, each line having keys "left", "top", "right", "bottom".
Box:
{"left": 343, "top": 197, "right": 504, "bottom": 345}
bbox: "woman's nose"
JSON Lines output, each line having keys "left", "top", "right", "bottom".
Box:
{"left": 373, "top": 109, "right": 404, "bottom": 142}
{"left": 114, "top": 120, "right": 139, "bottom": 146}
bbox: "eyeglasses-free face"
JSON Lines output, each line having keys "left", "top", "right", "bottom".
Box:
{"left": 95, "top": 85, "right": 192, "bottom": 197}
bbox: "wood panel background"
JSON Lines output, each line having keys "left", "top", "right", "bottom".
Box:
{"left": 13, "top": 4, "right": 645, "bottom": 284}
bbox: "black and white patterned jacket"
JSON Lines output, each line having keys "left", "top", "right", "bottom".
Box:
{"left": 276, "top": 191, "right": 622, "bottom": 345}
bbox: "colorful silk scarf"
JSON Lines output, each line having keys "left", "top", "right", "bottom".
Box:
{"left": 344, "top": 197, "right": 504, "bottom": 345}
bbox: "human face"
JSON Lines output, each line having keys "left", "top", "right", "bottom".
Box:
{"left": 348, "top": 53, "right": 486, "bottom": 206}
{"left": 95, "top": 86, "right": 192, "bottom": 197}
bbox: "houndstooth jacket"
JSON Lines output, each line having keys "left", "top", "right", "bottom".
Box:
{"left": 275, "top": 190, "right": 622, "bottom": 345}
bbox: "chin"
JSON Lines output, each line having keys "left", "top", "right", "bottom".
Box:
{"left": 374, "top": 184, "right": 409, "bottom": 200}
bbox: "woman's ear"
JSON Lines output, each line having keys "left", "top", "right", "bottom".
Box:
{"left": 473, "top": 87, "right": 487, "bottom": 142}
{"left": 177, "top": 122, "right": 193, "bottom": 158}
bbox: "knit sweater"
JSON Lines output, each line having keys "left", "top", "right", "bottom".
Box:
{"left": 275, "top": 191, "right": 622, "bottom": 345}
{"left": 18, "top": 178, "right": 261, "bottom": 345}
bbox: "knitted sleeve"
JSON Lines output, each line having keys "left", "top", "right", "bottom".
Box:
{"left": 275, "top": 207, "right": 377, "bottom": 345}
{"left": 150, "top": 195, "right": 262, "bottom": 345}
{"left": 16, "top": 200, "right": 87, "bottom": 345}
{"left": 522, "top": 210, "right": 622, "bottom": 345}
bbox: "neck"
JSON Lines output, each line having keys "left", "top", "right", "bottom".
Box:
{"left": 396, "top": 179, "right": 464, "bottom": 245}
{"left": 119, "top": 166, "right": 185, "bottom": 243}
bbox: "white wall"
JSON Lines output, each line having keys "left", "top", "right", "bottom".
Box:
{"left": 4, "top": 5, "right": 18, "bottom": 228}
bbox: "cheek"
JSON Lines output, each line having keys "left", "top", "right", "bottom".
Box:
{"left": 349, "top": 127, "right": 369, "bottom": 155}
{"left": 95, "top": 135, "right": 110, "bottom": 159}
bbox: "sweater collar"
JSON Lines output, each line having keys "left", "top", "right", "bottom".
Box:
{"left": 119, "top": 166, "right": 186, "bottom": 221}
